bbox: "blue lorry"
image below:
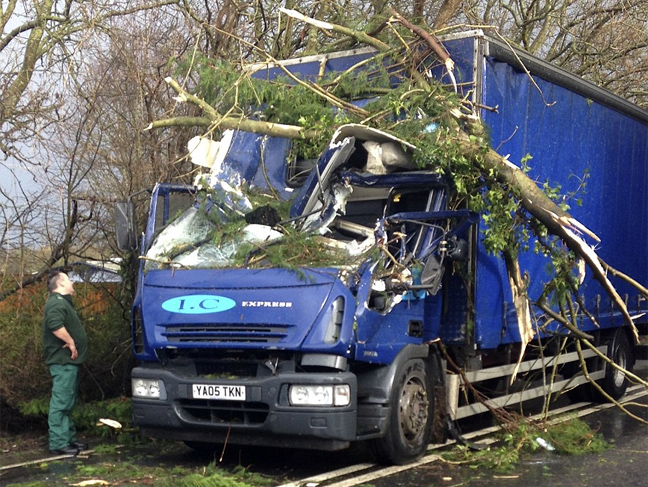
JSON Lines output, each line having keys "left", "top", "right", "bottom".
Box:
{"left": 116, "top": 30, "right": 648, "bottom": 464}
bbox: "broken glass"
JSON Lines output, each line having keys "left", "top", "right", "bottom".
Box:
{"left": 144, "top": 124, "right": 475, "bottom": 318}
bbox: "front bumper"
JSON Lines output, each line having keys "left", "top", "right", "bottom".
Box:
{"left": 131, "top": 366, "right": 358, "bottom": 450}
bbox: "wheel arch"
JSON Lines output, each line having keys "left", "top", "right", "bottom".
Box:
{"left": 356, "top": 343, "right": 448, "bottom": 447}
{"left": 357, "top": 344, "right": 445, "bottom": 405}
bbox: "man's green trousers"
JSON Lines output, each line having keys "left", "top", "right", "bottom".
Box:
{"left": 48, "top": 364, "right": 81, "bottom": 451}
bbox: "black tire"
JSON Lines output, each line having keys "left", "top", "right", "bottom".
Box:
{"left": 370, "top": 358, "right": 435, "bottom": 465}
{"left": 598, "top": 328, "right": 634, "bottom": 401}
{"left": 563, "top": 329, "right": 635, "bottom": 403}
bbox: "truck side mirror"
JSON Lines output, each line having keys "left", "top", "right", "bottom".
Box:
{"left": 115, "top": 201, "right": 138, "bottom": 251}
{"left": 446, "top": 236, "right": 469, "bottom": 261}
{"left": 420, "top": 255, "right": 444, "bottom": 295}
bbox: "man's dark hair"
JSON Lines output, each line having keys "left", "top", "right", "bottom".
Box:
{"left": 48, "top": 271, "right": 67, "bottom": 292}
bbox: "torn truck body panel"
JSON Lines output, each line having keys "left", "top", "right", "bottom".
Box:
{"left": 125, "top": 30, "right": 648, "bottom": 464}
{"left": 145, "top": 124, "right": 460, "bottom": 289}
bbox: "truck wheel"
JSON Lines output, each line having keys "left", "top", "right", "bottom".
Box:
{"left": 599, "top": 328, "right": 634, "bottom": 401}
{"left": 370, "top": 358, "right": 434, "bottom": 465}
{"left": 564, "top": 329, "right": 634, "bottom": 403}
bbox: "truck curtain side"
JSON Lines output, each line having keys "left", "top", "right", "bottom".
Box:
{"left": 117, "top": 30, "right": 648, "bottom": 465}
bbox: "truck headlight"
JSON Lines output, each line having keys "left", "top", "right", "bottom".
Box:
{"left": 132, "top": 378, "right": 163, "bottom": 399}
{"left": 289, "top": 384, "right": 351, "bottom": 407}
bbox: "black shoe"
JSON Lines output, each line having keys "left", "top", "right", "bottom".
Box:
{"left": 50, "top": 444, "right": 80, "bottom": 456}
{"left": 71, "top": 441, "right": 89, "bottom": 451}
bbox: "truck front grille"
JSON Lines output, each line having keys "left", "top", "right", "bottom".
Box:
{"left": 179, "top": 399, "right": 269, "bottom": 424}
{"left": 162, "top": 324, "right": 290, "bottom": 344}
{"left": 195, "top": 359, "right": 259, "bottom": 378}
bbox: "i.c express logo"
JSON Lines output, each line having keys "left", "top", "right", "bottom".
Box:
{"left": 162, "top": 295, "right": 236, "bottom": 314}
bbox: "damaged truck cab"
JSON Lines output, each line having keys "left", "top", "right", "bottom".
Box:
{"left": 116, "top": 30, "right": 648, "bottom": 465}
{"left": 125, "top": 124, "right": 474, "bottom": 463}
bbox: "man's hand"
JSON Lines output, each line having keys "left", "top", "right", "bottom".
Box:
{"left": 62, "top": 342, "right": 78, "bottom": 360}
{"left": 53, "top": 327, "right": 78, "bottom": 360}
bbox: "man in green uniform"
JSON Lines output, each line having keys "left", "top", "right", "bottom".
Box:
{"left": 43, "top": 270, "right": 89, "bottom": 455}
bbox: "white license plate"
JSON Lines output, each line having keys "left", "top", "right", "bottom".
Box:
{"left": 192, "top": 384, "right": 246, "bottom": 401}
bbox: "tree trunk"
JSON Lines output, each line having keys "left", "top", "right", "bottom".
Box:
{"left": 450, "top": 128, "right": 639, "bottom": 341}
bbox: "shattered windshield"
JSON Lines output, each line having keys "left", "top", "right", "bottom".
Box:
{"left": 144, "top": 126, "right": 464, "bottom": 277}
{"left": 143, "top": 178, "right": 380, "bottom": 271}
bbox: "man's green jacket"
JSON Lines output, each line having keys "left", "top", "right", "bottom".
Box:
{"left": 42, "top": 293, "right": 88, "bottom": 365}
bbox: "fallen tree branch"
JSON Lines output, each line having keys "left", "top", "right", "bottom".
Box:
{"left": 270, "top": 62, "right": 370, "bottom": 118}
{"left": 449, "top": 128, "right": 639, "bottom": 342}
{"left": 150, "top": 78, "right": 320, "bottom": 139}
{"left": 575, "top": 340, "right": 648, "bottom": 425}
{"left": 146, "top": 10, "right": 642, "bottom": 348}
{"left": 504, "top": 249, "right": 534, "bottom": 382}
{"left": 279, "top": 8, "right": 392, "bottom": 52}
{"left": 145, "top": 116, "right": 213, "bottom": 129}
{"left": 389, "top": 9, "right": 455, "bottom": 75}
{"left": 599, "top": 258, "right": 648, "bottom": 298}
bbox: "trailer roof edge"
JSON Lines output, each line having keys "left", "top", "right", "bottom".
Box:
{"left": 481, "top": 33, "right": 648, "bottom": 125}
{"left": 245, "top": 29, "right": 648, "bottom": 125}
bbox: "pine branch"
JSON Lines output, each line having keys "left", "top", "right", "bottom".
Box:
{"left": 147, "top": 77, "right": 320, "bottom": 139}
